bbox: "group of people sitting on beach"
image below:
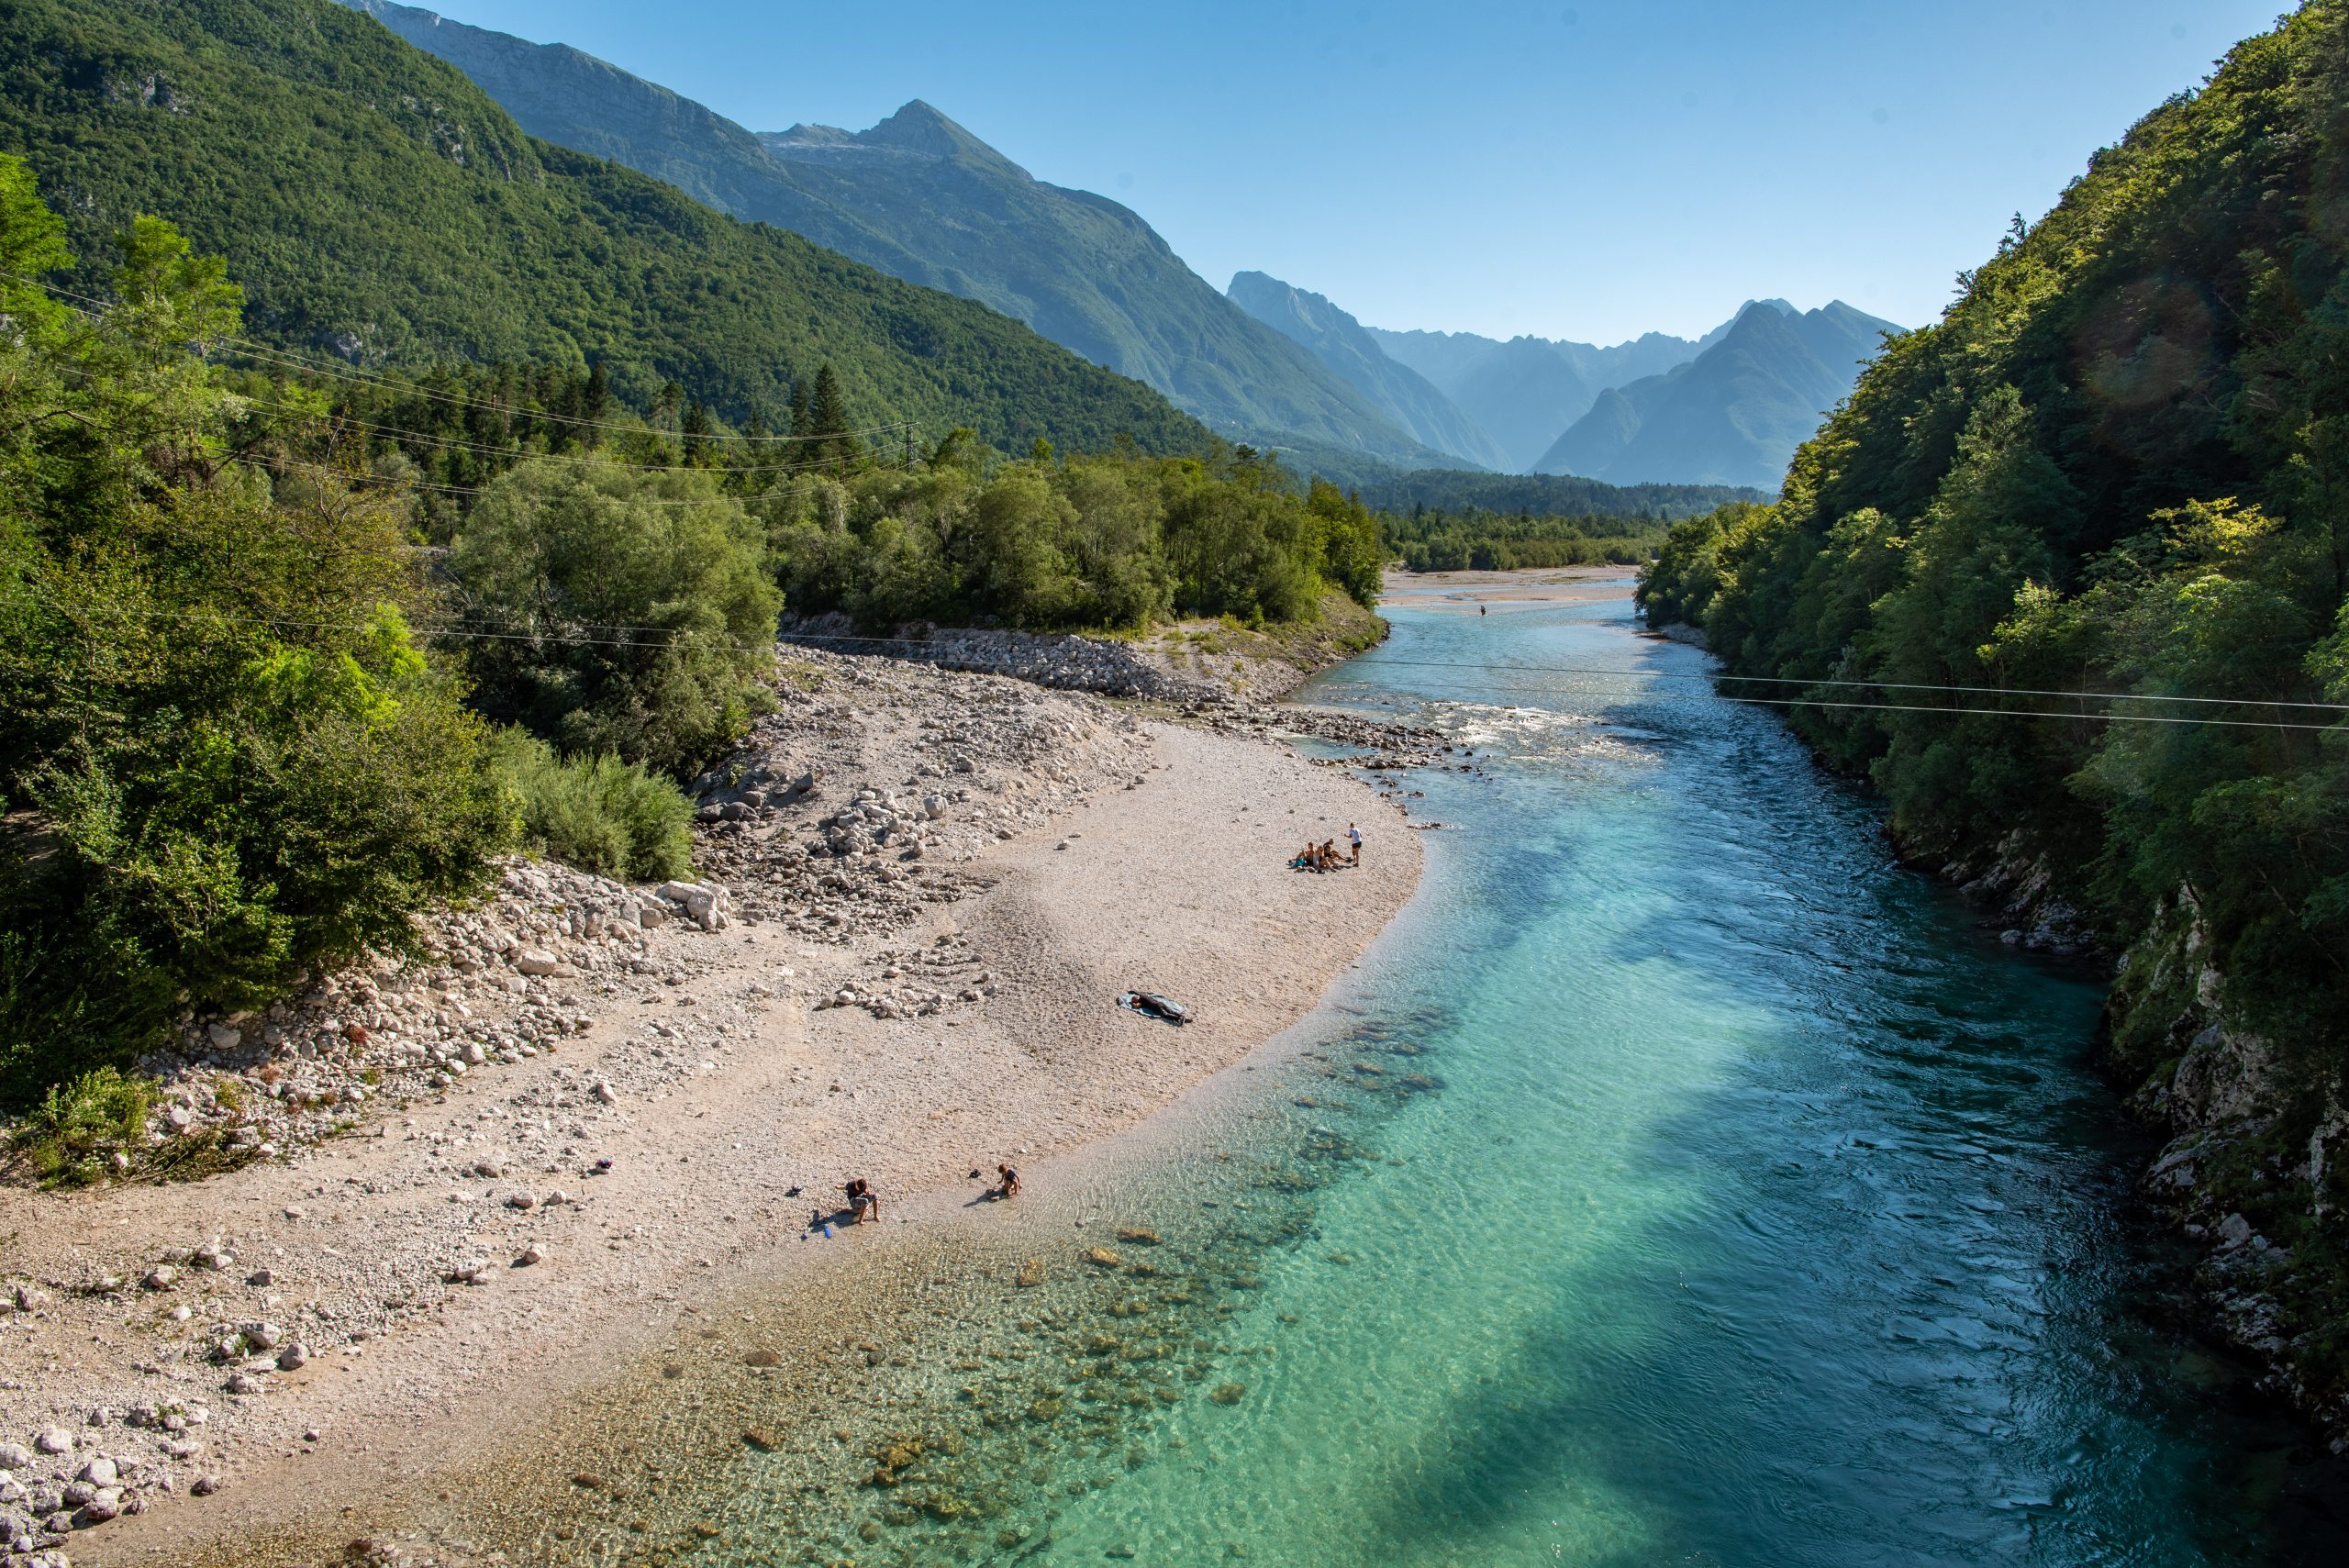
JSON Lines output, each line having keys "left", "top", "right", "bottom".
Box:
{"left": 823, "top": 1162, "right": 1019, "bottom": 1231}
{"left": 1293, "top": 823, "right": 1364, "bottom": 873}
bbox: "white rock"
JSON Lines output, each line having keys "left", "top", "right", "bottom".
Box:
{"left": 275, "top": 1344, "right": 309, "bottom": 1371}
{"left": 516, "top": 1245, "right": 544, "bottom": 1267}
{"left": 206, "top": 1022, "right": 240, "bottom": 1051}
{"left": 224, "top": 1373, "right": 263, "bottom": 1396}
{"left": 592, "top": 1081, "right": 618, "bottom": 1106}
{"left": 512, "top": 950, "right": 561, "bottom": 976}
{"left": 141, "top": 1266, "right": 177, "bottom": 1292}
{"left": 75, "top": 1460, "right": 116, "bottom": 1489}
{"left": 0, "top": 1442, "right": 30, "bottom": 1470}
{"left": 32, "top": 1429, "right": 72, "bottom": 1456}
{"left": 239, "top": 1321, "right": 281, "bottom": 1351}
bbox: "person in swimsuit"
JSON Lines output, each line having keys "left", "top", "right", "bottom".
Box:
{"left": 996, "top": 1162, "right": 1021, "bottom": 1199}
{"left": 842, "top": 1177, "right": 881, "bottom": 1224}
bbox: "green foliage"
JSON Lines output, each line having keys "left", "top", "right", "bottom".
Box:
{"left": 12, "top": 1066, "right": 151, "bottom": 1187}
{"left": 0, "top": 163, "right": 515, "bottom": 1107}
{"left": 450, "top": 457, "right": 783, "bottom": 777}
{"left": 491, "top": 729, "right": 694, "bottom": 884}
{"left": 0, "top": 0, "right": 1208, "bottom": 460}
{"left": 1637, "top": 1, "right": 2349, "bottom": 1394}
{"left": 1357, "top": 470, "right": 1766, "bottom": 522}
{"left": 763, "top": 439, "right": 1379, "bottom": 632}
{"left": 1389, "top": 506, "right": 1675, "bottom": 573}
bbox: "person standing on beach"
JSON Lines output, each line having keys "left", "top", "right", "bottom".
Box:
{"left": 1348, "top": 823, "right": 1362, "bottom": 866}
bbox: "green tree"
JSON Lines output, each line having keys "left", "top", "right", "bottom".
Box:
{"left": 450, "top": 456, "right": 783, "bottom": 775}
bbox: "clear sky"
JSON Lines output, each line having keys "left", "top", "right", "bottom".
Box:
{"left": 422, "top": 0, "right": 2287, "bottom": 345}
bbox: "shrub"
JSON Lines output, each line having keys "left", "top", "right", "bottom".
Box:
{"left": 492, "top": 729, "right": 695, "bottom": 883}
{"left": 13, "top": 1066, "right": 151, "bottom": 1187}
{"left": 451, "top": 458, "right": 783, "bottom": 777}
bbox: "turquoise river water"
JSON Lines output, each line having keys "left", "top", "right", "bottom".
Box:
{"left": 674, "top": 585, "right": 2348, "bottom": 1568}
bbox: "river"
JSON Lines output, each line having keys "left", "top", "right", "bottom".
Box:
{"left": 687, "top": 580, "right": 2346, "bottom": 1566}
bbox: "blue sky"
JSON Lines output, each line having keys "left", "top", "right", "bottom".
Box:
{"left": 428, "top": 1, "right": 2287, "bottom": 344}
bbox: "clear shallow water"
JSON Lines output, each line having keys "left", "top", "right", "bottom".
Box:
{"left": 670, "top": 590, "right": 2348, "bottom": 1567}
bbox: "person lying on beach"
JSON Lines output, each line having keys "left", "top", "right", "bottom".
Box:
{"left": 841, "top": 1177, "right": 881, "bottom": 1224}
{"left": 996, "top": 1162, "right": 1021, "bottom": 1199}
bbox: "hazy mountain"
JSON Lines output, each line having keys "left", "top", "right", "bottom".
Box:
{"left": 338, "top": 2, "right": 1448, "bottom": 469}
{"left": 1534, "top": 301, "right": 1901, "bottom": 490}
{"left": 1226, "top": 272, "right": 1508, "bottom": 470}
{"left": 1364, "top": 319, "right": 1746, "bottom": 471}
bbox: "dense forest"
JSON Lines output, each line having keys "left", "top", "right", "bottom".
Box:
{"left": 0, "top": 0, "right": 1207, "bottom": 458}
{"left": 1357, "top": 468, "right": 1765, "bottom": 523}
{"left": 1383, "top": 507, "right": 1669, "bottom": 572}
{"left": 1639, "top": 6, "right": 2349, "bottom": 1409}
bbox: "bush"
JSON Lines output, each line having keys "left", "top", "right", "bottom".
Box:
{"left": 492, "top": 729, "right": 694, "bottom": 883}
{"left": 451, "top": 458, "right": 783, "bottom": 777}
{"left": 12, "top": 1066, "right": 151, "bottom": 1187}
{"left": 0, "top": 184, "right": 517, "bottom": 1106}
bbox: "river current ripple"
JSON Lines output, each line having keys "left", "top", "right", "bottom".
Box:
{"left": 683, "top": 587, "right": 2347, "bottom": 1567}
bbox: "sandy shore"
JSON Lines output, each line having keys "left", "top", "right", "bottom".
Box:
{"left": 0, "top": 654, "right": 1421, "bottom": 1566}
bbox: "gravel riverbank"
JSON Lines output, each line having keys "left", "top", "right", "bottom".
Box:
{"left": 0, "top": 646, "right": 1431, "bottom": 1568}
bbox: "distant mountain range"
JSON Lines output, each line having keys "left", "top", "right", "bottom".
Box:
{"left": 1532, "top": 300, "right": 1900, "bottom": 489}
{"left": 1234, "top": 273, "right": 1901, "bottom": 489}
{"left": 1365, "top": 320, "right": 1737, "bottom": 473}
{"left": 339, "top": 1, "right": 1453, "bottom": 473}
{"left": 1226, "top": 272, "right": 1510, "bottom": 471}
{"left": 331, "top": 1, "right": 1900, "bottom": 491}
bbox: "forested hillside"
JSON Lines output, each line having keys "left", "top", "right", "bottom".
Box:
{"left": 1360, "top": 469, "right": 1764, "bottom": 523}
{"left": 0, "top": 0, "right": 1206, "bottom": 457}
{"left": 334, "top": 1, "right": 1444, "bottom": 469}
{"left": 1639, "top": 5, "right": 2349, "bottom": 1419}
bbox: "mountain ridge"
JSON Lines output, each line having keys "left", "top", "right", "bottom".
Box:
{"left": 1534, "top": 299, "right": 1902, "bottom": 489}
{"left": 0, "top": 0, "right": 1207, "bottom": 456}
{"left": 1226, "top": 271, "right": 1508, "bottom": 470}
{"left": 337, "top": 1, "right": 1452, "bottom": 473}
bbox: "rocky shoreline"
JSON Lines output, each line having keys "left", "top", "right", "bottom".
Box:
{"left": 0, "top": 631, "right": 1436, "bottom": 1568}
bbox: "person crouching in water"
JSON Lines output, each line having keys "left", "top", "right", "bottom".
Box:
{"left": 996, "top": 1162, "right": 1021, "bottom": 1199}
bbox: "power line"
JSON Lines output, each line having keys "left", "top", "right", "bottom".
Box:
{"left": 13, "top": 591, "right": 2336, "bottom": 729}
{"left": 8, "top": 272, "right": 908, "bottom": 447}
{"left": 230, "top": 390, "right": 911, "bottom": 473}
{"left": 769, "top": 631, "right": 2349, "bottom": 715}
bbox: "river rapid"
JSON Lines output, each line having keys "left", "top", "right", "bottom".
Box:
{"left": 626, "top": 583, "right": 2347, "bottom": 1567}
